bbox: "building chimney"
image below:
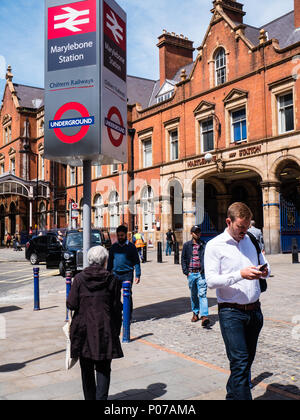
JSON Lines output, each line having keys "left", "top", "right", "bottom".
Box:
{"left": 295, "top": 0, "right": 300, "bottom": 28}
{"left": 157, "top": 31, "right": 194, "bottom": 86}
{"left": 213, "top": 0, "right": 246, "bottom": 24}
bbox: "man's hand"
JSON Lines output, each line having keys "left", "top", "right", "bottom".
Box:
{"left": 134, "top": 277, "right": 140, "bottom": 285}
{"left": 240, "top": 266, "right": 262, "bottom": 280}
{"left": 258, "top": 265, "right": 269, "bottom": 278}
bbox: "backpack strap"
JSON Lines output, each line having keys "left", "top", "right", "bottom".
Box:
{"left": 247, "top": 232, "right": 261, "bottom": 265}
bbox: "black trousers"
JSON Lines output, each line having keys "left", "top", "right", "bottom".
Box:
{"left": 79, "top": 357, "right": 112, "bottom": 401}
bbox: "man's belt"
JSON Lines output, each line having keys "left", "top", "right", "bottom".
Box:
{"left": 218, "top": 300, "right": 261, "bottom": 312}
{"left": 189, "top": 269, "right": 201, "bottom": 273}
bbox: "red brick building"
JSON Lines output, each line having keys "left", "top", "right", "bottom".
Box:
{"left": 1, "top": 0, "right": 300, "bottom": 253}
{"left": 0, "top": 67, "right": 66, "bottom": 245}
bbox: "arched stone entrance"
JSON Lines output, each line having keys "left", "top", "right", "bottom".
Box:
{"left": 192, "top": 167, "right": 263, "bottom": 243}
{"left": 275, "top": 158, "right": 300, "bottom": 252}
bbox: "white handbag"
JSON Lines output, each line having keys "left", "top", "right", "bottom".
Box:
{"left": 62, "top": 314, "right": 78, "bottom": 370}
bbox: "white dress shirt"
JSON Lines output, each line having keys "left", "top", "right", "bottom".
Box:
{"left": 204, "top": 229, "right": 270, "bottom": 305}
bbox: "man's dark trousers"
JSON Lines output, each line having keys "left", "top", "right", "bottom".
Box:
{"left": 219, "top": 307, "right": 264, "bottom": 400}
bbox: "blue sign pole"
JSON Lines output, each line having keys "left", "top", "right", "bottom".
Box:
{"left": 65, "top": 269, "right": 72, "bottom": 322}
{"left": 122, "top": 280, "right": 132, "bottom": 343}
{"left": 33, "top": 267, "right": 40, "bottom": 311}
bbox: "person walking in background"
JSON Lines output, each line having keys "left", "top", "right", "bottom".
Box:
{"left": 248, "top": 220, "right": 265, "bottom": 254}
{"left": 181, "top": 225, "right": 210, "bottom": 327}
{"left": 205, "top": 202, "right": 270, "bottom": 400}
{"left": 6, "top": 233, "right": 11, "bottom": 248}
{"left": 132, "top": 229, "right": 145, "bottom": 263}
{"left": 67, "top": 246, "right": 123, "bottom": 401}
{"left": 166, "top": 229, "right": 176, "bottom": 256}
{"left": 108, "top": 225, "right": 141, "bottom": 319}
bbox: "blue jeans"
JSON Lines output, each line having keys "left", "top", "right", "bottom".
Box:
{"left": 166, "top": 241, "right": 172, "bottom": 256}
{"left": 219, "top": 307, "right": 264, "bottom": 400}
{"left": 187, "top": 273, "right": 209, "bottom": 317}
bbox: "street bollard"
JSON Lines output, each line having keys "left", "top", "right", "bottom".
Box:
{"left": 65, "top": 269, "right": 72, "bottom": 322}
{"left": 122, "top": 280, "right": 132, "bottom": 343}
{"left": 143, "top": 244, "right": 147, "bottom": 263}
{"left": 174, "top": 242, "right": 180, "bottom": 265}
{"left": 157, "top": 241, "right": 163, "bottom": 263}
{"left": 33, "top": 267, "right": 40, "bottom": 311}
{"left": 292, "top": 238, "right": 299, "bottom": 264}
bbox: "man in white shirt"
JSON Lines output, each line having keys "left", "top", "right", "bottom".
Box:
{"left": 204, "top": 202, "right": 270, "bottom": 400}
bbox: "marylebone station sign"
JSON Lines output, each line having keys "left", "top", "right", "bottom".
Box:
{"left": 44, "top": 0, "right": 127, "bottom": 166}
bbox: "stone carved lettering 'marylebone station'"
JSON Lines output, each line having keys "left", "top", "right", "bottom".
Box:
{"left": 1, "top": 0, "right": 300, "bottom": 254}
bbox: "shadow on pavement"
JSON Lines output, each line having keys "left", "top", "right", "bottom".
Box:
{"left": 109, "top": 383, "right": 167, "bottom": 400}
{"left": 0, "top": 306, "right": 22, "bottom": 314}
{"left": 0, "top": 349, "right": 65, "bottom": 373}
{"left": 130, "top": 333, "right": 154, "bottom": 342}
{"left": 133, "top": 297, "right": 218, "bottom": 322}
{"left": 254, "top": 383, "right": 300, "bottom": 400}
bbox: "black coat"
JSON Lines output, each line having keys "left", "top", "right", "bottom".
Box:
{"left": 181, "top": 240, "right": 206, "bottom": 277}
{"left": 66, "top": 265, "right": 124, "bottom": 361}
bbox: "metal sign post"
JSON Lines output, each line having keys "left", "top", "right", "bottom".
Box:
{"left": 83, "top": 160, "right": 91, "bottom": 268}
{"left": 45, "top": 0, "right": 127, "bottom": 267}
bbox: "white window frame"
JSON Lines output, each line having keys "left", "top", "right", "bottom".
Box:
{"left": 143, "top": 138, "right": 152, "bottom": 168}
{"left": 231, "top": 107, "right": 247, "bottom": 144}
{"left": 278, "top": 91, "right": 295, "bottom": 135}
{"left": 169, "top": 129, "right": 179, "bottom": 161}
{"left": 141, "top": 186, "right": 155, "bottom": 232}
{"left": 94, "top": 195, "right": 104, "bottom": 228}
{"left": 215, "top": 48, "right": 226, "bottom": 86}
{"left": 201, "top": 118, "right": 215, "bottom": 153}
{"left": 109, "top": 191, "right": 120, "bottom": 230}
{"left": 69, "top": 166, "right": 76, "bottom": 186}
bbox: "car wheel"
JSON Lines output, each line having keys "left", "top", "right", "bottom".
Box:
{"left": 59, "top": 262, "right": 65, "bottom": 278}
{"left": 30, "top": 253, "right": 39, "bottom": 265}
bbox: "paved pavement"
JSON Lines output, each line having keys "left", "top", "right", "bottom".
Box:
{"left": 0, "top": 248, "right": 299, "bottom": 401}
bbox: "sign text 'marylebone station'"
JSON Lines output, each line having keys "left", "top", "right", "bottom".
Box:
{"left": 44, "top": 0, "right": 127, "bottom": 166}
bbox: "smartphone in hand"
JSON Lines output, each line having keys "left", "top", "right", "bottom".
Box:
{"left": 259, "top": 263, "right": 268, "bottom": 272}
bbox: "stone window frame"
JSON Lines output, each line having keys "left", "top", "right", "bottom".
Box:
{"left": 8, "top": 148, "right": 16, "bottom": 175}
{"left": 138, "top": 129, "right": 153, "bottom": 169}
{"left": 269, "top": 77, "right": 296, "bottom": 137}
{"left": 2, "top": 120, "right": 12, "bottom": 146}
{"left": 224, "top": 97, "right": 248, "bottom": 147}
{"left": 164, "top": 119, "right": 180, "bottom": 162}
{"left": 0, "top": 154, "right": 5, "bottom": 175}
{"left": 208, "top": 45, "right": 230, "bottom": 89}
{"left": 195, "top": 109, "right": 216, "bottom": 155}
{"left": 38, "top": 144, "right": 45, "bottom": 181}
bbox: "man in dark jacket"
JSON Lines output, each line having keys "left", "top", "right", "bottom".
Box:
{"left": 107, "top": 225, "right": 141, "bottom": 319}
{"left": 67, "top": 246, "right": 123, "bottom": 401}
{"left": 181, "top": 225, "right": 210, "bottom": 327}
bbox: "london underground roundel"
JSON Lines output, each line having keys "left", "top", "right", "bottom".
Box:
{"left": 105, "top": 106, "right": 126, "bottom": 148}
{"left": 50, "top": 102, "right": 94, "bottom": 144}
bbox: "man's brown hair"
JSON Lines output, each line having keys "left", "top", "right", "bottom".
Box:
{"left": 227, "top": 202, "right": 253, "bottom": 222}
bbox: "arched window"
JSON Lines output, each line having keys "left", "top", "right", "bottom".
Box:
{"left": 215, "top": 48, "right": 226, "bottom": 86}
{"left": 94, "top": 194, "right": 104, "bottom": 228}
{"left": 109, "top": 191, "right": 119, "bottom": 230}
{"left": 141, "top": 186, "right": 155, "bottom": 231}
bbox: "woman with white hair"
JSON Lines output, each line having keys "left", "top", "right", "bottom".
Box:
{"left": 67, "top": 246, "right": 123, "bottom": 400}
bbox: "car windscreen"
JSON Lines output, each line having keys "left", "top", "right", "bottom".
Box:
{"left": 66, "top": 232, "right": 101, "bottom": 248}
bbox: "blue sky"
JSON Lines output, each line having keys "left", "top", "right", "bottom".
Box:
{"left": 0, "top": 0, "right": 295, "bottom": 97}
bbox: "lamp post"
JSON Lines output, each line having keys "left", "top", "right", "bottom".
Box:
{"left": 20, "top": 128, "right": 39, "bottom": 235}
